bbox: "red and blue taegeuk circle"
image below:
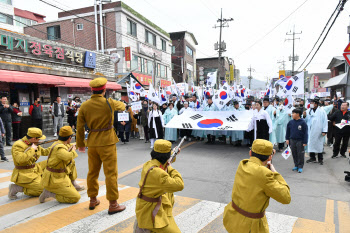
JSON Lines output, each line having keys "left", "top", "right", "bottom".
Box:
{"left": 285, "top": 150, "right": 289, "bottom": 155}
{"left": 135, "top": 83, "right": 141, "bottom": 90}
{"left": 285, "top": 80, "right": 293, "bottom": 90}
{"left": 130, "top": 91, "right": 135, "bottom": 95}
{"left": 284, "top": 98, "right": 288, "bottom": 106}
{"left": 197, "top": 119, "right": 223, "bottom": 128}
{"left": 220, "top": 91, "right": 227, "bottom": 100}
{"left": 161, "top": 94, "right": 166, "bottom": 101}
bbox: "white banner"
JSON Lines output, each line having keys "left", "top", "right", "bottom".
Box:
{"left": 131, "top": 101, "right": 142, "bottom": 111}
{"left": 165, "top": 110, "right": 253, "bottom": 131}
{"left": 118, "top": 113, "right": 129, "bottom": 121}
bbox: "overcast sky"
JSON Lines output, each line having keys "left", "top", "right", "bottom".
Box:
{"left": 15, "top": 0, "right": 350, "bottom": 81}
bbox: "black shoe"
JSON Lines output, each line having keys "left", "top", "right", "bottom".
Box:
{"left": 331, "top": 155, "right": 338, "bottom": 159}
{"left": 341, "top": 154, "right": 347, "bottom": 158}
{"left": 6, "top": 143, "right": 12, "bottom": 146}
{"left": 145, "top": 140, "right": 149, "bottom": 143}
{"left": 319, "top": 161, "right": 324, "bottom": 165}
{"left": 1, "top": 157, "right": 9, "bottom": 162}
{"left": 306, "top": 159, "right": 316, "bottom": 163}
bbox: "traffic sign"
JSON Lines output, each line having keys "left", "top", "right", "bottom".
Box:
{"left": 344, "top": 42, "right": 350, "bottom": 52}
{"left": 343, "top": 53, "right": 350, "bottom": 66}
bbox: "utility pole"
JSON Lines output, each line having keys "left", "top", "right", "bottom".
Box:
{"left": 247, "top": 65, "right": 255, "bottom": 89}
{"left": 286, "top": 26, "right": 302, "bottom": 75}
{"left": 277, "top": 59, "right": 286, "bottom": 70}
{"left": 214, "top": 9, "right": 233, "bottom": 86}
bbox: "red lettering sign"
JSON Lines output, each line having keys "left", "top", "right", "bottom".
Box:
{"left": 160, "top": 79, "right": 171, "bottom": 87}
{"left": 133, "top": 72, "right": 152, "bottom": 85}
{"left": 30, "top": 42, "right": 41, "bottom": 55}
{"left": 125, "top": 47, "right": 131, "bottom": 61}
{"left": 314, "top": 76, "right": 319, "bottom": 88}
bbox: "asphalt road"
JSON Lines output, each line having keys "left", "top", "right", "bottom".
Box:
{"left": 2, "top": 137, "right": 350, "bottom": 227}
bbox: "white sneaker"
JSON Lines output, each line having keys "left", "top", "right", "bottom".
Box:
{"left": 54, "top": 133, "right": 57, "bottom": 137}
{"left": 150, "top": 146, "right": 153, "bottom": 149}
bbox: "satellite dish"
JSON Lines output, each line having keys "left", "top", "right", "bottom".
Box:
{"left": 110, "top": 53, "right": 120, "bottom": 63}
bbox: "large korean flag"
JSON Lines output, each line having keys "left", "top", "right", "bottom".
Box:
{"left": 281, "top": 71, "right": 304, "bottom": 95}
{"left": 283, "top": 95, "right": 294, "bottom": 113}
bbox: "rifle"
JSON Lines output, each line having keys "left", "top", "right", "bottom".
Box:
{"left": 24, "top": 135, "right": 76, "bottom": 153}
{"left": 163, "top": 136, "right": 186, "bottom": 171}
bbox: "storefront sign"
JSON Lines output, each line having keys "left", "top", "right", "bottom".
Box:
{"left": 125, "top": 47, "right": 131, "bottom": 61}
{"left": 160, "top": 79, "right": 171, "bottom": 87}
{"left": 133, "top": 72, "right": 152, "bottom": 85}
{"left": 314, "top": 76, "right": 319, "bottom": 88}
{"left": 0, "top": 33, "right": 95, "bottom": 69}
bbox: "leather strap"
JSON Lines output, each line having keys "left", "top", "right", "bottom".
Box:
{"left": 90, "top": 98, "right": 114, "bottom": 132}
{"left": 231, "top": 200, "right": 265, "bottom": 219}
{"left": 15, "top": 164, "right": 35, "bottom": 170}
{"left": 46, "top": 166, "right": 66, "bottom": 173}
{"left": 137, "top": 166, "right": 162, "bottom": 225}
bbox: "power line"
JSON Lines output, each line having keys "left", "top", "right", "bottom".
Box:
{"left": 297, "top": 0, "right": 342, "bottom": 70}
{"left": 199, "top": 0, "right": 219, "bottom": 18}
{"left": 235, "top": 0, "right": 310, "bottom": 58}
{"left": 302, "top": 0, "right": 347, "bottom": 70}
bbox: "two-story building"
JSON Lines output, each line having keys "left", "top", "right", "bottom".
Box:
{"left": 24, "top": 1, "right": 172, "bottom": 89}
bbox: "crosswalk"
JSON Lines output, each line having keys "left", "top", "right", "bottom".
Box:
{"left": 0, "top": 168, "right": 348, "bottom": 233}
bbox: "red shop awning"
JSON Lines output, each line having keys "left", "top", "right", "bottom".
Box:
{"left": 0, "top": 69, "right": 65, "bottom": 85}
{"left": 58, "top": 77, "right": 122, "bottom": 90}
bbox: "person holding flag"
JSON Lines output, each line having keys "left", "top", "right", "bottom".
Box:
{"left": 228, "top": 100, "right": 245, "bottom": 146}
{"left": 247, "top": 101, "right": 273, "bottom": 141}
{"left": 163, "top": 103, "right": 178, "bottom": 142}
{"left": 275, "top": 102, "right": 289, "bottom": 152}
{"left": 263, "top": 96, "right": 277, "bottom": 144}
{"left": 204, "top": 96, "right": 218, "bottom": 144}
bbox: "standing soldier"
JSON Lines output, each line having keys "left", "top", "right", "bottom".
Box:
{"left": 39, "top": 126, "right": 84, "bottom": 203}
{"left": 223, "top": 139, "right": 291, "bottom": 233}
{"left": 134, "top": 139, "right": 184, "bottom": 232}
{"left": 76, "top": 77, "right": 126, "bottom": 215}
{"left": 8, "top": 128, "right": 50, "bottom": 199}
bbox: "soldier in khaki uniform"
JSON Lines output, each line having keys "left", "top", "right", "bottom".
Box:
{"left": 8, "top": 128, "right": 50, "bottom": 199}
{"left": 134, "top": 139, "right": 184, "bottom": 233}
{"left": 39, "top": 126, "right": 84, "bottom": 203}
{"left": 76, "top": 77, "right": 126, "bottom": 214}
{"left": 223, "top": 139, "right": 291, "bottom": 233}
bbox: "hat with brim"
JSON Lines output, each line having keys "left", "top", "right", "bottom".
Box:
{"left": 252, "top": 139, "right": 273, "bottom": 156}
{"left": 89, "top": 77, "right": 107, "bottom": 91}
{"left": 27, "top": 128, "right": 46, "bottom": 140}
{"left": 59, "top": 126, "right": 74, "bottom": 137}
{"left": 154, "top": 139, "right": 172, "bottom": 153}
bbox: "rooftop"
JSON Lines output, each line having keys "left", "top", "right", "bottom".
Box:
{"left": 14, "top": 8, "right": 46, "bottom": 23}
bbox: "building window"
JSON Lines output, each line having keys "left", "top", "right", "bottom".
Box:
{"left": 145, "top": 30, "right": 156, "bottom": 46}
{"left": 161, "top": 39, "right": 166, "bottom": 52}
{"left": 47, "top": 25, "right": 61, "bottom": 40}
{"left": 186, "top": 46, "right": 193, "bottom": 57}
{"left": 0, "top": 0, "right": 12, "bottom": 5}
{"left": 172, "top": 46, "right": 175, "bottom": 54}
{"left": 14, "top": 16, "right": 36, "bottom": 27}
{"left": 131, "top": 55, "right": 138, "bottom": 71}
{"left": 0, "top": 13, "right": 13, "bottom": 25}
{"left": 157, "top": 64, "right": 167, "bottom": 78}
{"left": 127, "top": 19, "right": 137, "bottom": 37}
{"left": 77, "top": 23, "right": 83, "bottom": 30}
{"left": 147, "top": 60, "right": 154, "bottom": 75}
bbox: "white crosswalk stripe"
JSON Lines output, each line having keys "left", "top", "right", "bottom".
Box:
{"left": 0, "top": 181, "right": 11, "bottom": 189}
{"left": 53, "top": 198, "right": 137, "bottom": 233}
{"left": 0, "top": 172, "right": 12, "bottom": 178}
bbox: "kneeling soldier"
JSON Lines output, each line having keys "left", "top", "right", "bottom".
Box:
{"left": 134, "top": 139, "right": 184, "bottom": 233}
{"left": 223, "top": 139, "right": 291, "bottom": 233}
{"left": 8, "top": 128, "right": 50, "bottom": 199}
{"left": 39, "top": 126, "right": 83, "bottom": 203}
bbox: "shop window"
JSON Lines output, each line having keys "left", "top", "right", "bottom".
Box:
{"left": 161, "top": 39, "right": 166, "bottom": 52}
{"left": 127, "top": 19, "right": 137, "bottom": 37}
{"left": 145, "top": 30, "right": 156, "bottom": 46}
{"left": 47, "top": 25, "right": 61, "bottom": 40}
{"left": 77, "top": 23, "right": 83, "bottom": 30}
{"left": 0, "top": 12, "right": 13, "bottom": 25}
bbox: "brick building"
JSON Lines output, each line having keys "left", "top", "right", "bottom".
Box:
{"left": 196, "top": 57, "right": 231, "bottom": 86}
{"left": 0, "top": 28, "right": 119, "bottom": 136}
{"left": 325, "top": 56, "right": 347, "bottom": 97}
{"left": 24, "top": 1, "right": 172, "bottom": 89}
{"left": 169, "top": 31, "right": 198, "bottom": 84}
{"left": 0, "top": 0, "right": 45, "bottom": 33}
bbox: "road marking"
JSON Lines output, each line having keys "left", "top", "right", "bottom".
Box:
{"left": 266, "top": 212, "right": 298, "bottom": 233}
{"left": 338, "top": 201, "right": 350, "bottom": 233}
{"left": 175, "top": 200, "right": 226, "bottom": 233}
{"left": 1, "top": 186, "right": 134, "bottom": 233}
{"left": 198, "top": 213, "right": 226, "bottom": 233}
{"left": 0, "top": 172, "right": 12, "bottom": 178}
{"left": 53, "top": 198, "right": 138, "bottom": 233}
{"left": 0, "top": 181, "right": 11, "bottom": 189}
{"left": 325, "top": 199, "right": 334, "bottom": 224}
{"left": 0, "top": 175, "right": 10, "bottom": 183}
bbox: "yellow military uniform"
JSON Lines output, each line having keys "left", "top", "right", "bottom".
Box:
{"left": 223, "top": 140, "right": 291, "bottom": 233}
{"left": 129, "top": 107, "right": 138, "bottom": 134}
{"left": 41, "top": 140, "right": 80, "bottom": 203}
{"left": 11, "top": 136, "right": 50, "bottom": 197}
{"left": 76, "top": 78, "right": 125, "bottom": 201}
{"left": 135, "top": 140, "right": 184, "bottom": 233}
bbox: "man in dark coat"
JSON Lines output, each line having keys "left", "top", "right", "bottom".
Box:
{"left": 0, "top": 96, "right": 13, "bottom": 146}
{"left": 327, "top": 101, "right": 339, "bottom": 146}
{"left": 114, "top": 107, "right": 132, "bottom": 144}
{"left": 330, "top": 102, "right": 350, "bottom": 158}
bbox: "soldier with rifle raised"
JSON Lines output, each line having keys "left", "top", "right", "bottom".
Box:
{"left": 134, "top": 138, "right": 185, "bottom": 233}
{"left": 8, "top": 128, "right": 50, "bottom": 200}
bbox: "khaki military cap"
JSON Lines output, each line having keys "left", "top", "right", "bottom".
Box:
{"left": 252, "top": 139, "right": 273, "bottom": 156}
{"left": 27, "top": 128, "right": 46, "bottom": 140}
{"left": 154, "top": 139, "right": 172, "bottom": 153}
{"left": 89, "top": 77, "right": 108, "bottom": 90}
{"left": 59, "top": 126, "right": 74, "bottom": 137}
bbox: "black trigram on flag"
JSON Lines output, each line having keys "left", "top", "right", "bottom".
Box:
{"left": 190, "top": 114, "right": 203, "bottom": 120}
{"left": 226, "top": 114, "right": 238, "bottom": 122}
{"left": 182, "top": 123, "right": 193, "bottom": 129}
